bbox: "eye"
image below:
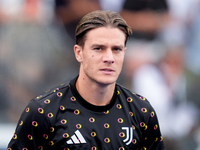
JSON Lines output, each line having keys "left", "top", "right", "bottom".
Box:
{"left": 94, "top": 47, "right": 102, "bottom": 50}
{"left": 113, "top": 47, "right": 122, "bottom": 51}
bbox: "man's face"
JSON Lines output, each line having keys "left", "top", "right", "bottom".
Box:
{"left": 74, "top": 26, "right": 126, "bottom": 86}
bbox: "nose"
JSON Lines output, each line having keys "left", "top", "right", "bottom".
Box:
{"left": 103, "top": 49, "right": 114, "bottom": 64}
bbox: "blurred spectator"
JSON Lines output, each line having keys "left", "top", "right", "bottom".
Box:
{"left": 120, "top": 0, "right": 169, "bottom": 40}
{"left": 130, "top": 44, "right": 199, "bottom": 150}
{"left": 54, "top": 0, "right": 101, "bottom": 44}
{"left": 121, "top": 0, "right": 170, "bottom": 88}
{"left": 165, "top": 0, "right": 200, "bottom": 75}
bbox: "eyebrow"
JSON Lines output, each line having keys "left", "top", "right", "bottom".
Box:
{"left": 112, "top": 45, "right": 124, "bottom": 49}
{"left": 91, "top": 44, "right": 104, "bottom": 48}
{"left": 90, "top": 44, "right": 125, "bottom": 49}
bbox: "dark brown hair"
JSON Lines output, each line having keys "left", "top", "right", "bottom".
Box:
{"left": 75, "top": 10, "right": 132, "bottom": 47}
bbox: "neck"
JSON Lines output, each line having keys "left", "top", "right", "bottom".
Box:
{"left": 76, "top": 75, "right": 116, "bottom": 106}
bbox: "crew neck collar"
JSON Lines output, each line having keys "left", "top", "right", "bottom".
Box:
{"left": 69, "top": 76, "right": 117, "bottom": 112}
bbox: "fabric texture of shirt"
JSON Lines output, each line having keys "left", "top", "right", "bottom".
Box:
{"left": 7, "top": 76, "right": 164, "bottom": 150}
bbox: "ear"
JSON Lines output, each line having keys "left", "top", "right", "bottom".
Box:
{"left": 74, "top": 45, "right": 83, "bottom": 63}
{"left": 124, "top": 47, "right": 127, "bottom": 53}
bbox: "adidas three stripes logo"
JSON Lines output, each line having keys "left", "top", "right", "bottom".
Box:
{"left": 67, "top": 130, "right": 87, "bottom": 144}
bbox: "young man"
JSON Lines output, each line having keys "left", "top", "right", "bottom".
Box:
{"left": 7, "top": 10, "right": 164, "bottom": 150}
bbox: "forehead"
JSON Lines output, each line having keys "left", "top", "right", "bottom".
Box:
{"left": 85, "top": 27, "right": 126, "bottom": 46}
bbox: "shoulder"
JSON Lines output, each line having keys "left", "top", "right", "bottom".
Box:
{"left": 21, "top": 81, "right": 71, "bottom": 123}
{"left": 116, "top": 83, "right": 150, "bottom": 106}
{"left": 115, "top": 83, "right": 156, "bottom": 119}
{"left": 21, "top": 81, "right": 72, "bottom": 127}
{"left": 115, "top": 84, "right": 161, "bottom": 131}
{"left": 31, "top": 81, "right": 71, "bottom": 108}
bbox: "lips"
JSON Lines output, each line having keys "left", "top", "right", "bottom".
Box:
{"left": 100, "top": 68, "right": 115, "bottom": 75}
{"left": 100, "top": 68, "right": 114, "bottom": 72}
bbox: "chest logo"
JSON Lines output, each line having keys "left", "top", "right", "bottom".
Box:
{"left": 66, "top": 130, "right": 87, "bottom": 144}
{"left": 122, "top": 127, "right": 133, "bottom": 145}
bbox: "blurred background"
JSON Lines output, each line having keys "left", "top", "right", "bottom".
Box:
{"left": 0, "top": 0, "right": 200, "bottom": 149}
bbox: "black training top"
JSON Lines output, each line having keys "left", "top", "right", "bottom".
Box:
{"left": 7, "top": 76, "right": 164, "bottom": 150}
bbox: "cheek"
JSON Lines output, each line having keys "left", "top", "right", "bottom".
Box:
{"left": 118, "top": 55, "right": 125, "bottom": 64}
{"left": 117, "top": 57, "right": 125, "bottom": 70}
{"left": 83, "top": 54, "right": 96, "bottom": 69}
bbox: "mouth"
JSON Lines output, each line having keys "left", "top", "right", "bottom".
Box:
{"left": 100, "top": 68, "right": 114, "bottom": 71}
{"left": 100, "top": 68, "right": 115, "bottom": 74}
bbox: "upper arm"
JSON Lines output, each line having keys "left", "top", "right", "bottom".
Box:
{"left": 141, "top": 106, "right": 164, "bottom": 150}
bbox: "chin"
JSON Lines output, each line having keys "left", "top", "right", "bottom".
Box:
{"left": 96, "top": 77, "right": 117, "bottom": 86}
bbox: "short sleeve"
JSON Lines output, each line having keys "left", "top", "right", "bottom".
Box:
{"left": 7, "top": 99, "right": 51, "bottom": 150}
{"left": 141, "top": 106, "right": 164, "bottom": 149}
